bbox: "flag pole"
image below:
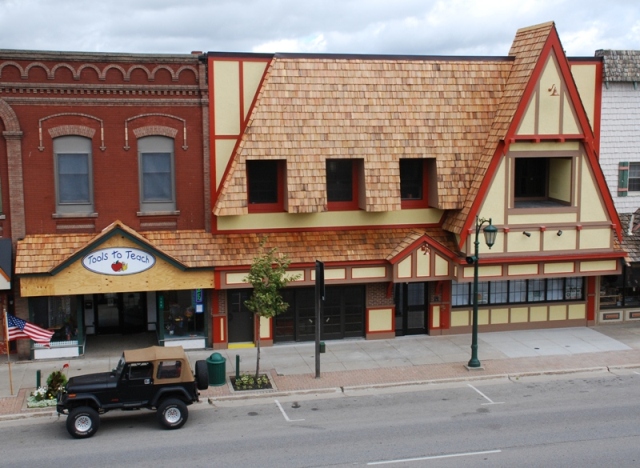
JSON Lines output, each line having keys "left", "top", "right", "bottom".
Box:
{"left": 3, "top": 308, "right": 13, "bottom": 396}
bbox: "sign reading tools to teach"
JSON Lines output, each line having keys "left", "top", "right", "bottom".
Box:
{"left": 82, "top": 247, "right": 156, "bottom": 275}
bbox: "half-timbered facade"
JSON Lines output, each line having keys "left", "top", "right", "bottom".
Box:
{"left": 206, "top": 22, "right": 624, "bottom": 349}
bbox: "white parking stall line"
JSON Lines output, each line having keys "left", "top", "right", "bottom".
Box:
{"left": 367, "top": 449, "right": 502, "bottom": 465}
{"left": 468, "top": 384, "right": 504, "bottom": 405}
{"left": 274, "top": 399, "right": 304, "bottom": 422}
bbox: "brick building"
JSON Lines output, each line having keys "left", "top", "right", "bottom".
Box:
{"left": 0, "top": 50, "right": 212, "bottom": 358}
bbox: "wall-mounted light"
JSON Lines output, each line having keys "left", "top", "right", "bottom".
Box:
{"left": 523, "top": 231, "right": 531, "bottom": 237}
{"left": 557, "top": 230, "right": 563, "bottom": 236}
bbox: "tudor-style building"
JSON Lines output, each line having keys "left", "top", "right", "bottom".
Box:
{"left": 0, "top": 50, "right": 213, "bottom": 358}
{"left": 206, "top": 22, "right": 624, "bottom": 349}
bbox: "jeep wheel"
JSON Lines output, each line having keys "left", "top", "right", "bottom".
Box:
{"left": 157, "top": 398, "right": 188, "bottom": 429}
{"left": 67, "top": 406, "right": 100, "bottom": 439}
{"left": 195, "top": 360, "right": 209, "bottom": 390}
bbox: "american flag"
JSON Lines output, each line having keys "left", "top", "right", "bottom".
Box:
{"left": 6, "top": 313, "right": 54, "bottom": 346}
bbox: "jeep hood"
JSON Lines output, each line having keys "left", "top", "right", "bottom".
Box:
{"left": 66, "top": 372, "right": 115, "bottom": 392}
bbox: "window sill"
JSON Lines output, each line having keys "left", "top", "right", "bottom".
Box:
{"left": 248, "top": 203, "right": 285, "bottom": 214}
{"left": 401, "top": 199, "right": 429, "bottom": 209}
{"left": 137, "top": 211, "right": 180, "bottom": 217}
{"left": 52, "top": 212, "right": 98, "bottom": 219}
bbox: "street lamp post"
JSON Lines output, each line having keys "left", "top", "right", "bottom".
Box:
{"left": 466, "top": 215, "right": 497, "bottom": 369}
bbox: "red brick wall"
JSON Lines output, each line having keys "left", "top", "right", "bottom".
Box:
{"left": 366, "top": 282, "right": 394, "bottom": 307}
{"left": 0, "top": 52, "right": 207, "bottom": 235}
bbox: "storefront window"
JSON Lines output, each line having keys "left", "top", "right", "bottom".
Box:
{"left": 452, "top": 278, "right": 584, "bottom": 307}
{"left": 600, "top": 264, "right": 640, "bottom": 309}
{"left": 159, "top": 290, "right": 205, "bottom": 338}
{"left": 31, "top": 295, "right": 79, "bottom": 342}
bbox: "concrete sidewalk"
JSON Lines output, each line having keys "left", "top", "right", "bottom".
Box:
{"left": 3, "top": 324, "right": 640, "bottom": 419}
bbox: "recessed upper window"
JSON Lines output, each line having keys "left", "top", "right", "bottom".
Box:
{"left": 513, "top": 156, "right": 572, "bottom": 208}
{"left": 326, "top": 159, "right": 360, "bottom": 210}
{"left": 400, "top": 159, "right": 428, "bottom": 208}
{"left": 53, "top": 136, "right": 93, "bottom": 214}
{"left": 247, "top": 160, "right": 284, "bottom": 213}
{"left": 138, "top": 136, "right": 175, "bottom": 213}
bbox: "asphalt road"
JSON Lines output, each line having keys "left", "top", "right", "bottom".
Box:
{"left": 2, "top": 369, "right": 640, "bottom": 467}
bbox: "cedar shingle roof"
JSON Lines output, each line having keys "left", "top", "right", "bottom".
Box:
{"left": 443, "top": 22, "right": 554, "bottom": 235}
{"left": 214, "top": 55, "right": 513, "bottom": 216}
{"left": 214, "top": 22, "right": 557, "bottom": 241}
{"left": 15, "top": 226, "right": 459, "bottom": 274}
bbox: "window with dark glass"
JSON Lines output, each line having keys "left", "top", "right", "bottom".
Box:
{"left": 54, "top": 136, "right": 93, "bottom": 214}
{"left": 138, "top": 136, "right": 175, "bottom": 212}
{"left": 452, "top": 278, "right": 584, "bottom": 307}
{"left": 515, "top": 158, "right": 547, "bottom": 199}
{"left": 248, "top": 160, "right": 278, "bottom": 204}
{"left": 400, "top": 159, "right": 428, "bottom": 208}
{"left": 326, "top": 159, "right": 354, "bottom": 202}
{"left": 629, "top": 163, "right": 640, "bottom": 191}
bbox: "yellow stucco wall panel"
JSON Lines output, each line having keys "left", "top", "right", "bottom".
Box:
{"left": 491, "top": 308, "right": 509, "bottom": 324}
{"left": 571, "top": 64, "right": 597, "bottom": 131}
{"left": 397, "top": 256, "right": 412, "bottom": 279}
{"left": 543, "top": 262, "right": 575, "bottom": 274}
{"left": 580, "top": 162, "right": 608, "bottom": 223}
{"left": 510, "top": 307, "right": 529, "bottom": 323}
{"left": 538, "top": 55, "right": 561, "bottom": 135}
{"left": 213, "top": 61, "right": 240, "bottom": 135}
{"left": 568, "top": 303, "right": 586, "bottom": 320}
{"left": 480, "top": 159, "right": 506, "bottom": 225}
{"left": 543, "top": 230, "right": 577, "bottom": 251}
{"left": 435, "top": 254, "right": 449, "bottom": 277}
{"left": 530, "top": 306, "right": 548, "bottom": 322}
{"left": 508, "top": 264, "right": 538, "bottom": 276}
{"left": 580, "top": 259, "right": 618, "bottom": 273}
{"left": 549, "top": 304, "right": 567, "bottom": 321}
{"left": 508, "top": 230, "right": 541, "bottom": 253}
{"left": 579, "top": 228, "right": 611, "bottom": 250}
{"left": 352, "top": 266, "right": 387, "bottom": 279}
{"left": 217, "top": 208, "right": 443, "bottom": 230}
{"left": 416, "top": 251, "right": 430, "bottom": 277}
{"left": 451, "top": 310, "right": 470, "bottom": 327}
{"left": 243, "top": 61, "right": 267, "bottom": 118}
{"left": 432, "top": 305, "right": 440, "bottom": 328}
{"left": 369, "top": 308, "right": 393, "bottom": 332}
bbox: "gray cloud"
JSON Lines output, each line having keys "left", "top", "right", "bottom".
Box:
{"left": 0, "top": 0, "right": 638, "bottom": 56}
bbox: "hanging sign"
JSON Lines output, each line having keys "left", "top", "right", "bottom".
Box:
{"left": 82, "top": 247, "right": 156, "bottom": 275}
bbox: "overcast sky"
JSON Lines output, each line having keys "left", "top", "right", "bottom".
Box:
{"left": 1, "top": 0, "right": 638, "bottom": 57}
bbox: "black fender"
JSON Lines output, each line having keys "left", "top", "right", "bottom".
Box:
{"left": 151, "top": 387, "right": 193, "bottom": 407}
{"left": 59, "top": 393, "right": 103, "bottom": 413}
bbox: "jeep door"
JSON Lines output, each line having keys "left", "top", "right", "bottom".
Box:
{"left": 118, "top": 362, "right": 155, "bottom": 405}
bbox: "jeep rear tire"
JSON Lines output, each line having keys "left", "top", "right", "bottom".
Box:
{"left": 195, "top": 359, "right": 209, "bottom": 390}
{"left": 67, "top": 406, "right": 100, "bottom": 439}
{"left": 157, "top": 398, "right": 188, "bottom": 429}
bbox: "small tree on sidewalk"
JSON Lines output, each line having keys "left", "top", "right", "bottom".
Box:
{"left": 244, "top": 238, "right": 298, "bottom": 380}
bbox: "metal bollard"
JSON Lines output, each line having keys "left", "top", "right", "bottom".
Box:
{"left": 235, "top": 354, "right": 240, "bottom": 379}
{"left": 36, "top": 369, "right": 41, "bottom": 388}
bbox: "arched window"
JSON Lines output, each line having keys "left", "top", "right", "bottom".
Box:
{"left": 53, "top": 136, "right": 93, "bottom": 214}
{"left": 138, "top": 136, "right": 175, "bottom": 212}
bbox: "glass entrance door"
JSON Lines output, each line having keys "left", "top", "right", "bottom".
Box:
{"left": 95, "top": 293, "right": 146, "bottom": 334}
{"left": 395, "top": 283, "right": 428, "bottom": 335}
{"left": 228, "top": 290, "right": 254, "bottom": 343}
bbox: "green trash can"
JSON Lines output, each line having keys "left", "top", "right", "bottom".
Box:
{"left": 207, "top": 352, "right": 226, "bottom": 386}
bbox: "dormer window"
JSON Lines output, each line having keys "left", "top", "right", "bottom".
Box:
{"left": 513, "top": 155, "right": 573, "bottom": 208}
{"left": 400, "top": 159, "right": 428, "bottom": 209}
{"left": 326, "top": 159, "right": 360, "bottom": 211}
{"left": 247, "top": 160, "right": 285, "bottom": 213}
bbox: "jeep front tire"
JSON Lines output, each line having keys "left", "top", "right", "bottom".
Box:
{"left": 67, "top": 406, "right": 100, "bottom": 439}
{"left": 157, "top": 398, "right": 188, "bottom": 429}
